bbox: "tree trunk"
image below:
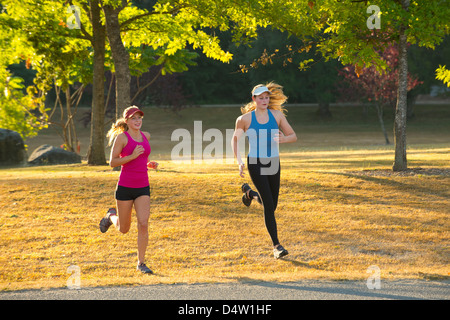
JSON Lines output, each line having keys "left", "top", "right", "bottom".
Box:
{"left": 103, "top": 2, "right": 131, "bottom": 120}
{"left": 375, "top": 103, "right": 390, "bottom": 145}
{"left": 393, "top": 0, "right": 409, "bottom": 171}
{"left": 65, "top": 86, "right": 74, "bottom": 152}
{"left": 87, "top": 0, "right": 107, "bottom": 165}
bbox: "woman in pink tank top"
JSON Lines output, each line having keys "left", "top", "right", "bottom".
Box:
{"left": 99, "top": 106, "right": 158, "bottom": 274}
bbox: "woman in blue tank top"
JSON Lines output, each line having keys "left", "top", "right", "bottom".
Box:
{"left": 231, "top": 82, "right": 297, "bottom": 259}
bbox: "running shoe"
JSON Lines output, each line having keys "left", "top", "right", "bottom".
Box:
{"left": 242, "top": 193, "right": 252, "bottom": 207}
{"left": 137, "top": 262, "right": 153, "bottom": 274}
{"left": 241, "top": 183, "right": 262, "bottom": 206}
{"left": 273, "top": 245, "right": 289, "bottom": 259}
{"left": 99, "top": 208, "right": 116, "bottom": 233}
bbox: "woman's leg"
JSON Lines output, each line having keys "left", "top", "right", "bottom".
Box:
{"left": 112, "top": 200, "right": 133, "bottom": 234}
{"left": 134, "top": 195, "right": 151, "bottom": 264}
{"left": 263, "top": 159, "right": 287, "bottom": 258}
{"left": 248, "top": 159, "right": 280, "bottom": 247}
{"left": 268, "top": 159, "right": 281, "bottom": 212}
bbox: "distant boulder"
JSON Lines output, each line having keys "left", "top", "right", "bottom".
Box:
{"left": 28, "top": 144, "right": 81, "bottom": 165}
{"left": 0, "top": 128, "right": 27, "bottom": 166}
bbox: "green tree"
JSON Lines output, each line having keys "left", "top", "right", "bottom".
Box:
{"left": 4, "top": 0, "right": 448, "bottom": 170}
{"left": 0, "top": 0, "right": 109, "bottom": 163}
{"left": 0, "top": 3, "right": 47, "bottom": 139}
{"left": 253, "top": 0, "right": 450, "bottom": 171}
{"left": 0, "top": 73, "right": 47, "bottom": 139}
{"left": 436, "top": 65, "right": 450, "bottom": 87}
{"left": 2, "top": 0, "right": 265, "bottom": 164}
{"left": 100, "top": 0, "right": 265, "bottom": 117}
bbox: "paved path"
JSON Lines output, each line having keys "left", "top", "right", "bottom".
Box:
{"left": 1, "top": 279, "right": 448, "bottom": 300}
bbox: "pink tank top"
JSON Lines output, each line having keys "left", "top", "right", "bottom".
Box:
{"left": 118, "top": 131, "right": 151, "bottom": 188}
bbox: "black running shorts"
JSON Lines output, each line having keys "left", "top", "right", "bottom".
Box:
{"left": 115, "top": 185, "right": 150, "bottom": 201}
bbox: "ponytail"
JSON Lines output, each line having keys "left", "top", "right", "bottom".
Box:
{"left": 106, "top": 118, "right": 128, "bottom": 146}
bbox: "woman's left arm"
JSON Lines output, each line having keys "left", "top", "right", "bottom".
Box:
{"left": 275, "top": 113, "right": 297, "bottom": 144}
{"left": 143, "top": 132, "right": 151, "bottom": 159}
{"left": 143, "top": 131, "right": 158, "bottom": 169}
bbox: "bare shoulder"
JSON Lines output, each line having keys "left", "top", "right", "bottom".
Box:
{"left": 116, "top": 132, "right": 128, "bottom": 144}
{"left": 142, "top": 131, "right": 151, "bottom": 141}
{"left": 236, "top": 112, "right": 252, "bottom": 129}
{"left": 270, "top": 109, "right": 285, "bottom": 120}
{"left": 112, "top": 132, "right": 128, "bottom": 152}
{"left": 270, "top": 109, "right": 286, "bottom": 125}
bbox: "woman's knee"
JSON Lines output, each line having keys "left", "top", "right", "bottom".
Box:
{"left": 137, "top": 219, "right": 148, "bottom": 231}
{"left": 135, "top": 196, "right": 150, "bottom": 230}
{"left": 115, "top": 200, "right": 133, "bottom": 233}
{"left": 118, "top": 224, "right": 131, "bottom": 234}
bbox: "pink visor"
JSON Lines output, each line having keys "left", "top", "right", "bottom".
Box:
{"left": 124, "top": 107, "right": 144, "bottom": 119}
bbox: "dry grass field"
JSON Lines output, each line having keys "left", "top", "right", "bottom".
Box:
{"left": 0, "top": 105, "right": 449, "bottom": 291}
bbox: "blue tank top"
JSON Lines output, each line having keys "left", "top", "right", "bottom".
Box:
{"left": 247, "top": 110, "right": 279, "bottom": 158}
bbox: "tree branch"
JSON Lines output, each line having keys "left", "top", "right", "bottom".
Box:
{"left": 67, "top": 0, "right": 93, "bottom": 42}
{"left": 131, "top": 65, "right": 164, "bottom": 103}
{"left": 120, "top": 4, "right": 189, "bottom": 29}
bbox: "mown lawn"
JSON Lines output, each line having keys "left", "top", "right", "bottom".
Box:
{"left": 1, "top": 147, "right": 448, "bottom": 290}
{"left": 1, "top": 104, "right": 448, "bottom": 290}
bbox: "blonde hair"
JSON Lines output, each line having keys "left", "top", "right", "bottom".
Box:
{"left": 241, "top": 82, "right": 288, "bottom": 115}
{"left": 106, "top": 106, "right": 139, "bottom": 146}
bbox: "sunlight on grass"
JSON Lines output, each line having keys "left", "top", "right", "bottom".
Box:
{"left": 0, "top": 147, "right": 448, "bottom": 290}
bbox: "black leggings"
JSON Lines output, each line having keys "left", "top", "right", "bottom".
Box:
{"left": 247, "top": 157, "right": 281, "bottom": 246}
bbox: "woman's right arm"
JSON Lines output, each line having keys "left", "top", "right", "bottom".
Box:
{"left": 231, "top": 116, "right": 246, "bottom": 178}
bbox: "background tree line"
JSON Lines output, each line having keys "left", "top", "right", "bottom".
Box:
{"left": 1, "top": 0, "right": 449, "bottom": 170}
{"left": 179, "top": 29, "right": 450, "bottom": 105}
{"left": 10, "top": 28, "right": 450, "bottom": 110}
